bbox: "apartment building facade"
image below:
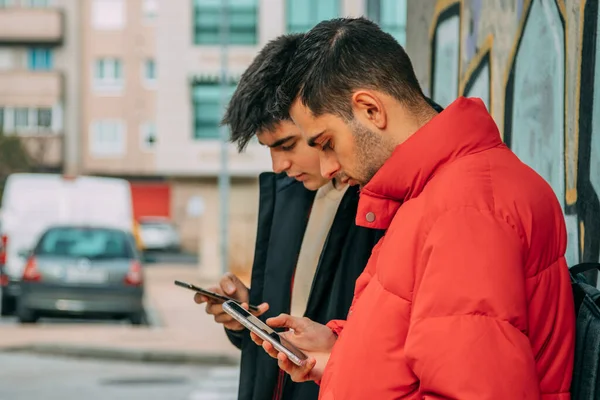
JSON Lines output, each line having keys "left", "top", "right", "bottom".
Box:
{"left": 81, "top": 0, "right": 157, "bottom": 176}
{"left": 79, "top": 0, "right": 173, "bottom": 243}
{"left": 0, "top": 0, "right": 80, "bottom": 173}
{"left": 156, "top": 0, "right": 407, "bottom": 278}
{"left": 0, "top": 0, "right": 169, "bottom": 243}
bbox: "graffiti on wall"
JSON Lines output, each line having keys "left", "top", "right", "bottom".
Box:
{"left": 504, "top": 0, "right": 576, "bottom": 263}
{"left": 460, "top": 34, "right": 492, "bottom": 111}
{"left": 430, "top": 1, "right": 461, "bottom": 108}
{"left": 428, "top": 0, "right": 600, "bottom": 267}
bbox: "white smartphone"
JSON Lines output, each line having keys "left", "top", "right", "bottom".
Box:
{"left": 222, "top": 300, "right": 308, "bottom": 366}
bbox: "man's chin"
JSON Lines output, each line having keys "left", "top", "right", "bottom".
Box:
{"left": 302, "top": 180, "right": 320, "bottom": 191}
{"left": 340, "top": 177, "right": 361, "bottom": 187}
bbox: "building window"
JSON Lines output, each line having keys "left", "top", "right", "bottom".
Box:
{"left": 10, "top": 108, "right": 53, "bottom": 133}
{"left": 0, "top": 49, "right": 14, "bottom": 71}
{"left": 14, "top": 108, "right": 29, "bottom": 129}
{"left": 193, "top": 0, "right": 258, "bottom": 46}
{"left": 192, "top": 81, "right": 236, "bottom": 140}
{"left": 27, "top": 48, "right": 53, "bottom": 71}
{"left": 94, "top": 58, "right": 123, "bottom": 92}
{"left": 143, "top": 59, "right": 156, "bottom": 87}
{"left": 140, "top": 122, "right": 156, "bottom": 150}
{"left": 286, "top": 0, "right": 339, "bottom": 33}
{"left": 92, "top": 0, "right": 126, "bottom": 30}
{"left": 37, "top": 108, "right": 52, "bottom": 128}
{"left": 143, "top": 0, "right": 158, "bottom": 21}
{"left": 90, "top": 120, "right": 126, "bottom": 157}
{"left": 366, "top": 0, "right": 407, "bottom": 45}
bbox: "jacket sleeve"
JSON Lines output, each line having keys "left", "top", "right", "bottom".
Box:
{"left": 224, "top": 327, "right": 247, "bottom": 350}
{"left": 404, "top": 208, "right": 540, "bottom": 399}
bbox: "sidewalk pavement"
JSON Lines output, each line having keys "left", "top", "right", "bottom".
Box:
{"left": 0, "top": 264, "right": 243, "bottom": 365}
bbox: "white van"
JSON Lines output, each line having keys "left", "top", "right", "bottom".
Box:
{"left": 0, "top": 173, "right": 138, "bottom": 315}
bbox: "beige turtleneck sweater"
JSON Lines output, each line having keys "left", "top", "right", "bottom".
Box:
{"left": 290, "top": 180, "right": 349, "bottom": 317}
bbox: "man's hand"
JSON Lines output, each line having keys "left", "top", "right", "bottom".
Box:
{"left": 250, "top": 314, "right": 337, "bottom": 382}
{"left": 194, "top": 272, "right": 268, "bottom": 331}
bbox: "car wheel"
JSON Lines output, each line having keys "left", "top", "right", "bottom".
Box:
{"left": 129, "top": 311, "right": 145, "bottom": 326}
{"left": 17, "top": 307, "right": 38, "bottom": 324}
{"left": 0, "top": 293, "right": 15, "bottom": 316}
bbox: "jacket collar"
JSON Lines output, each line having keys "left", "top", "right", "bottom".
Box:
{"left": 356, "top": 97, "right": 503, "bottom": 229}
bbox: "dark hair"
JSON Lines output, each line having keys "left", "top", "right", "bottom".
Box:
{"left": 274, "top": 17, "right": 424, "bottom": 120}
{"left": 222, "top": 33, "right": 304, "bottom": 152}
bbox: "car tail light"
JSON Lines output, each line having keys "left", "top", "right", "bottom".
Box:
{"left": 124, "top": 260, "right": 143, "bottom": 286}
{"left": 22, "top": 257, "right": 41, "bottom": 282}
{"left": 0, "top": 234, "right": 8, "bottom": 265}
{"left": 0, "top": 273, "right": 8, "bottom": 286}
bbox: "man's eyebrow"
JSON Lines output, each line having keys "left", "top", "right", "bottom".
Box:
{"left": 307, "top": 131, "right": 325, "bottom": 147}
{"left": 259, "top": 135, "right": 296, "bottom": 148}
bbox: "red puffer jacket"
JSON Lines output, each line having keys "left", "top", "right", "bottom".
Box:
{"left": 319, "top": 97, "right": 575, "bottom": 400}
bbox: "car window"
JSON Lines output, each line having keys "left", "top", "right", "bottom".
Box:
{"left": 35, "top": 227, "right": 134, "bottom": 260}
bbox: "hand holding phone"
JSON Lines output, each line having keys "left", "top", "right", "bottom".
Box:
{"left": 175, "top": 280, "right": 260, "bottom": 312}
{"left": 222, "top": 301, "right": 309, "bottom": 367}
{"left": 250, "top": 313, "right": 336, "bottom": 382}
{"left": 177, "top": 275, "right": 269, "bottom": 331}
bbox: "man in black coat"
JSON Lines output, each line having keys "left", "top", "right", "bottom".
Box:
{"left": 194, "top": 33, "right": 383, "bottom": 400}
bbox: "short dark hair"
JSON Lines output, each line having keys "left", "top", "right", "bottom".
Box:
{"left": 222, "top": 33, "right": 303, "bottom": 152}
{"left": 274, "top": 17, "right": 424, "bottom": 120}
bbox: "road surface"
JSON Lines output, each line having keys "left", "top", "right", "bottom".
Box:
{"left": 0, "top": 353, "right": 239, "bottom": 400}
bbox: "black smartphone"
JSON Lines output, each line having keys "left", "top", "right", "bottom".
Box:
{"left": 174, "top": 280, "right": 260, "bottom": 312}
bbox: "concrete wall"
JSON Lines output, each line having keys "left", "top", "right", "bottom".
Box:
{"left": 170, "top": 177, "right": 259, "bottom": 281}
{"left": 407, "top": 0, "right": 600, "bottom": 266}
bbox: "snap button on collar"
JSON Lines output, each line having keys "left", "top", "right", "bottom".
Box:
{"left": 365, "top": 212, "right": 376, "bottom": 223}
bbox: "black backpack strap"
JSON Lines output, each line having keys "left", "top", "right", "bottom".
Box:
{"left": 570, "top": 263, "right": 600, "bottom": 317}
{"left": 570, "top": 263, "right": 600, "bottom": 276}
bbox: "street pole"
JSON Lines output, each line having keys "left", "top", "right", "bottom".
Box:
{"left": 218, "top": 0, "right": 230, "bottom": 276}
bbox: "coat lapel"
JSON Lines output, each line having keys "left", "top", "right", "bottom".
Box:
{"left": 261, "top": 173, "right": 314, "bottom": 318}
{"left": 304, "top": 186, "right": 360, "bottom": 317}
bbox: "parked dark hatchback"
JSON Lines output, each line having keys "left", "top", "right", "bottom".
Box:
{"left": 17, "top": 225, "right": 144, "bottom": 324}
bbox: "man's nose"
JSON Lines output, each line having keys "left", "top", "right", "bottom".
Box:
{"left": 271, "top": 151, "right": 291, "bottom": 173}
{"left": 320, "top": 154, "right": 340, "bottom": 180}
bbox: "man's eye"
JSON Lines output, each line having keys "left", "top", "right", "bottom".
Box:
{"left": 281, "top": 143, "right": 296, "bottom": 151}
{"left": 321, "top": 140, "right": 332, "bottom": 151}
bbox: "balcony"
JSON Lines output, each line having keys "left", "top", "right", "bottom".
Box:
{"left": 0, "top": 70, "right": 63, "bottom": 107}
{"left": 0, "top": 7, "right": 63, "bottom": 45}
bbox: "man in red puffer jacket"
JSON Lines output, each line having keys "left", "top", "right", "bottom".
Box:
{"left": 250, "top": 17, "right": 575, "bottom": 400}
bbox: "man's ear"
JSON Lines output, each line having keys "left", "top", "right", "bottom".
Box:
{"left": 351, "top": 90, "right": 387, "bottom": 129}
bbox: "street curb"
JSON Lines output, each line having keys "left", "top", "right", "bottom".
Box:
{"left": 1, "top": 344, "right": 240, "bottom": 366}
